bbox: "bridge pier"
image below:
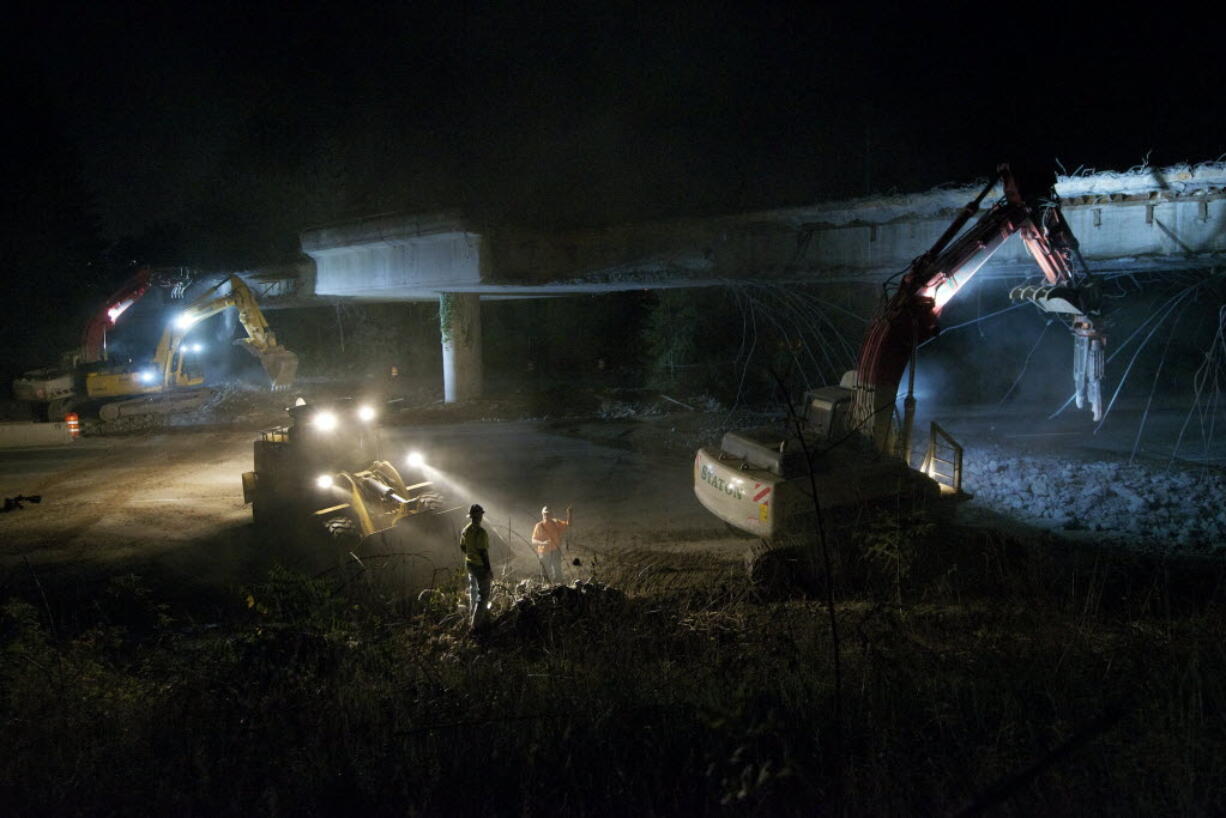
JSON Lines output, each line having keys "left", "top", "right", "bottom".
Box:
{"left": 440, "top": 292, "right": 482, "bottom": 402}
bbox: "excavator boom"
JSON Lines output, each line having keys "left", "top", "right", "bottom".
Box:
{"left": 159, "top": 275, "right": 299, "bottom": 390}
{"left": 77, "top": 266, "right": 193, "bottom": 364}
{"left": 854, "top": 164, "right": 1104, "bottom": 450}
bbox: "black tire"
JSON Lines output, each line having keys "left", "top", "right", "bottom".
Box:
{"left": 323, "top": 514, "right": 361, "bottom": 549}
{"left": 251, "top": 489, "right": 286, "bottom": 531}
{"left": 416, "top": 491, "right": 444, "bottom": 512}
{"left": 323, "top": 514, "right": 367, "bottom": 585}
{"left": 251, "top": 493, "right": 270, "bottom": 529}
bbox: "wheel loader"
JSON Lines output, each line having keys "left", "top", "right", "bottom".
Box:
{"left": 242, "top": 398, "right": 458, "bottom": 589}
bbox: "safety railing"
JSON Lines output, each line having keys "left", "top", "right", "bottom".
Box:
{"left": 259, "top": 428, "right": 289, "bottom": 444}
{"left": 919, "top": 421, "right": 963, "bottom": 496}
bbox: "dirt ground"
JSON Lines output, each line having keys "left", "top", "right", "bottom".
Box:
{"left": 3, "top": 385, "right": 1222, "bottom": 605}
{"left": 0, "top": 390, "right": 752, "bottom": 601}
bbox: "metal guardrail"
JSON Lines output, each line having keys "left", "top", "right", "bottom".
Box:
{"left": 920, "top": 421, "right": 963, "bottom": 495}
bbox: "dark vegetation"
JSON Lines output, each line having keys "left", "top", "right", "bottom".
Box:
{"left": 2, "top": 512, "right": 1223, "bottom": 816}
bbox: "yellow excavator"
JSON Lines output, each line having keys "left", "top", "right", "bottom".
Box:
{"left": 85, "top": 275, "right": 298, "bottom": 422}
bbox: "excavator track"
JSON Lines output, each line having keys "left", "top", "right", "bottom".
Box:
{"left": 98, "top": 387, "right": 214, "bottom": 422}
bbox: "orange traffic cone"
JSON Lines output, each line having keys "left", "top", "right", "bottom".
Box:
{"left": 65, "top": 412, "right": 80, "bottom": 439}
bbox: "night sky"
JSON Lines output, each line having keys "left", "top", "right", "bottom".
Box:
{"left": 1, "top": 2, "right": 1222, "bottom": 311}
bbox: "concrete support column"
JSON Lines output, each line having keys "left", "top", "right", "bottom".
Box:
{"left": 440, "top": 292, "right": 482, "bottom": 402}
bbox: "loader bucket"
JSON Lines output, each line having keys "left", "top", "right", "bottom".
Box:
{"left": 258, "top": 347, "right": 299, "bottom": 390}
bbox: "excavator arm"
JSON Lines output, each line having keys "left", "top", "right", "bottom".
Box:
{"left": 853, "top": 164, "right": 1104, "bottom": 453}
{"left": 79, "top": 268, "right": 152, "bottom": 364}
{"left": 78, "top": 267, "right": 192, "bottom": 364}
{"left": 155, "top": 276, "right": 298, "bottom": 390}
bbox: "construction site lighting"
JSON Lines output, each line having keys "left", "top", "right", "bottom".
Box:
{"left": 107, "top": 302, "right": 133, "bottom": 323}
{"left": 406, "top": 451, "right": 424, "bottom": 469}
{"left": 315, "top": 474, "right": 334, "bottom": 489}
{"left": 174, "top": 313, "right": 198, "bottom": 330}
{"left": 357, "top": 405, "right": 376, "bottom": 422}
{"left": 138, "top": 369, "right": 158, "bottom": 384}
{"left": 313, "top": 411, "right": 339, "bottom": 431}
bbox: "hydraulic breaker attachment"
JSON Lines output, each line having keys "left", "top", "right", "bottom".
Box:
{"left": 1072, "top": 321, "right": 1105, "bottom": 422}
{"left": 1010, "top": 284, "right": 1105, "bottom": 421}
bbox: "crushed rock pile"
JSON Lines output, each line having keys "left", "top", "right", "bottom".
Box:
{"left": 597, "top": 393, "right": 725, "bottom": 420}
{"left": 170, "top": 385, "right": 289, "bottom": 427}
{"left": 962, "top": 444, "right": 1226, "bottom": 553}
{"left": 488, "top": 579, "right": 627, "bottom": 637}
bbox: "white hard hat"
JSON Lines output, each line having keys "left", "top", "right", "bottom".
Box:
{"left": 541, "top": 506, "right": 551, "bottom": 516}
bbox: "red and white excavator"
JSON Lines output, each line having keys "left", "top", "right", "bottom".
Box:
{"left": 694, "top": 164, "right": 1105, "bottom": 540}
{"left": 12, "top": 266, "right": 189, "bottom": 418}
{"left": 77, "top": 266, "right": 188, "bottom": 365}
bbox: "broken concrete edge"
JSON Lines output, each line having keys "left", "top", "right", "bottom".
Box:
{"left": 1056, "top": 159, "right": 1226, "bottom": 198}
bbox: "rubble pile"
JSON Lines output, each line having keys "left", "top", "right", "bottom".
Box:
{"left": 170, "top": 384, "right": 287, "bottom": 427}
{"left": 597, "top": 398, "right": 663, "bottom": 419}
{"left": 489, "top": 579, "right": 627, "bottom": 637}
{"left": 596, "top": 390, "right": 730, "bottom": 419}
{"left": 962, "top": 444, "right": 1226, "bottom": 552}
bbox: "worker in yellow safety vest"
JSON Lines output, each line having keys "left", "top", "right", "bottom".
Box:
{"left": 460, "top": 503, "right": 492, "bottom": 632}
{"left": 531, "top": 505, "right": 572, "bottom": 584}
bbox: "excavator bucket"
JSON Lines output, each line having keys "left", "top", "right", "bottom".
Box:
{"left": 258, "top": 347, "right": 299, "bottom": 390}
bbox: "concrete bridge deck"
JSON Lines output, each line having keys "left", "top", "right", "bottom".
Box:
{"left": 300, "top": 161, "right": 1226, "bottom": 301}
{"left": 281, "top": 161, "right": 1226, "bottom": 401}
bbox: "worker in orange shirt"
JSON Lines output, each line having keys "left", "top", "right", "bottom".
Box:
{"left": 531, "top": 505, "right": 572, "bottom": 584}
